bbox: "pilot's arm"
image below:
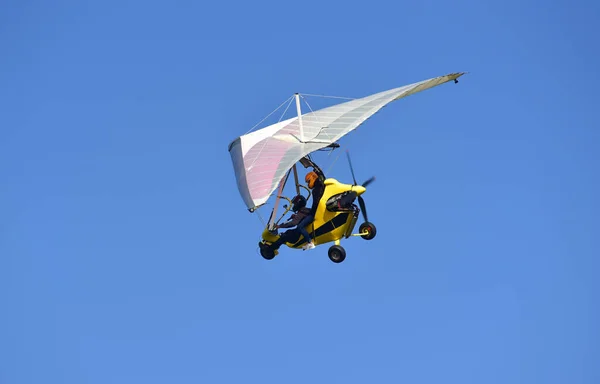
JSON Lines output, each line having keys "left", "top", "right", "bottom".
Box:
{"left": 277, "top": 213, "right": 301, "bottom": 229}
{"left": 276, "top": 209, "right": 309, "bottom": 228}
{"left": 277, "top": 220, "right": 295, "bottom": 229}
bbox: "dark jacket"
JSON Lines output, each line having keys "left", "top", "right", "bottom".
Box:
{"left": 309, "top": 178, "right": 325, "bottom": 216}
{"left": 278, "top": 207, "right": 311, "bottom": 229}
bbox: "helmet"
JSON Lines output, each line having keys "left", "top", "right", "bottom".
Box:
{"left": 291, "top": 194, "right": 307, "bottom": 212}
{"left": 305, "top": 171, "right": 318, "bottom": 189}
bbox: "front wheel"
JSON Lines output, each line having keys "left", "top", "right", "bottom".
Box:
{"left": 359, "top": 222, "right": 377, "bottom": 240}
{"left": 328, "top": 245, "right": 346, "bottom": 263}
{"left": 259, "top": 242, "right": 276, "bottom": 260}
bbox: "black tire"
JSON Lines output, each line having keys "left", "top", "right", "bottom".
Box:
{"left": 359, "top": 222, "right": 377, "bottom": 240}
{"left": 328, "top": 245, "right": 346, "bottom": 263}
{"left": 259, "top": 243, "right": 276, "bottom": 260}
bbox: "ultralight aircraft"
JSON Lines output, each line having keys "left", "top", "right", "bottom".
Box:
{"left": 227, "top": 72, "right": 465, "bottom": 263}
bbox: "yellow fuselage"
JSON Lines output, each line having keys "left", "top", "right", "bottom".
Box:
{"left": 262, "top": 178, "right": 365, "bottom": 249}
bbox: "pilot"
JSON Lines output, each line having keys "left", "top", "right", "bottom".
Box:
{"left": 263, "top": 195, "right": 311, "bottom": 252}
{"left": 296, "top": 169, "right": 325, "bottom": 250}
{"left": 276, "top": 195, "right": 309, "bottom": 230}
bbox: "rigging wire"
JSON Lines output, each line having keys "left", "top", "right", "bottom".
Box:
{"left": 244, "top": 94, "right": 295, "bottom": 134}
{"left": 300, "top": 93, "right": 356, "bottom": 100}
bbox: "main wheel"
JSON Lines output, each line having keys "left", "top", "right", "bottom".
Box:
{"left": 258, "top": 242, "right": 276, "bottom": 260}
{"left": 328, "top": 245, "right": 346, "bottom": 263}
{"left": 359, "top": 222, "right": 377, "bottom": 240}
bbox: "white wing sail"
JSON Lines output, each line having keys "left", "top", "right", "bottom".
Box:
{"left": 228, "top": 72, "right": 465, "bottom": 211}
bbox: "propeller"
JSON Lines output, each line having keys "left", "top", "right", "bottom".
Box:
{"left": 345, "top": 150, "right": 375, "bottom": 223}
{"left": 361, "top": 176, "right": 376, "bottom": 188}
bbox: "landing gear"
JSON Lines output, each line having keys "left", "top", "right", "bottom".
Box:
{"left": 328, "top": 244, "right": 346, "bottom": 263}
{"left": 359, "top": 222, "right": 377, "bottom": 240}
{"left": 258, "top": 242, "right": 276, "bottom": 260}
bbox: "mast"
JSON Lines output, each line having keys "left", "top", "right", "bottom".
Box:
{"left": 266, "top": 94, "right": 303, "bottom": 229}
{"left": 295, "top": 93, "right": 304, "bottom": 141}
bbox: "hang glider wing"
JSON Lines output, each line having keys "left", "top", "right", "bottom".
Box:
{"left": 228, "top": 72, "right": 465, "bottom": 211}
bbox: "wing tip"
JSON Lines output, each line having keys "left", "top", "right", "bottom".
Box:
{"left": 447, "top": 71, "right": 467, "bottom": 79}
{"left": 443, "top": 71, "right": 468, "bottom": 84}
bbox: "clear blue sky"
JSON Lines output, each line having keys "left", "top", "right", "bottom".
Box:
{"left": 1, "top": 0, "right": 598, "bottom": 383}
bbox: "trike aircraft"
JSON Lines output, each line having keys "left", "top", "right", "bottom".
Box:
{"left": 227, "top": 72, "right": 465, "bottom": 263}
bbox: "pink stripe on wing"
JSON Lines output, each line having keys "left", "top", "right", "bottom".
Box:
{"left": 245, "top": 137, "right": 293, "bottom": 202}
